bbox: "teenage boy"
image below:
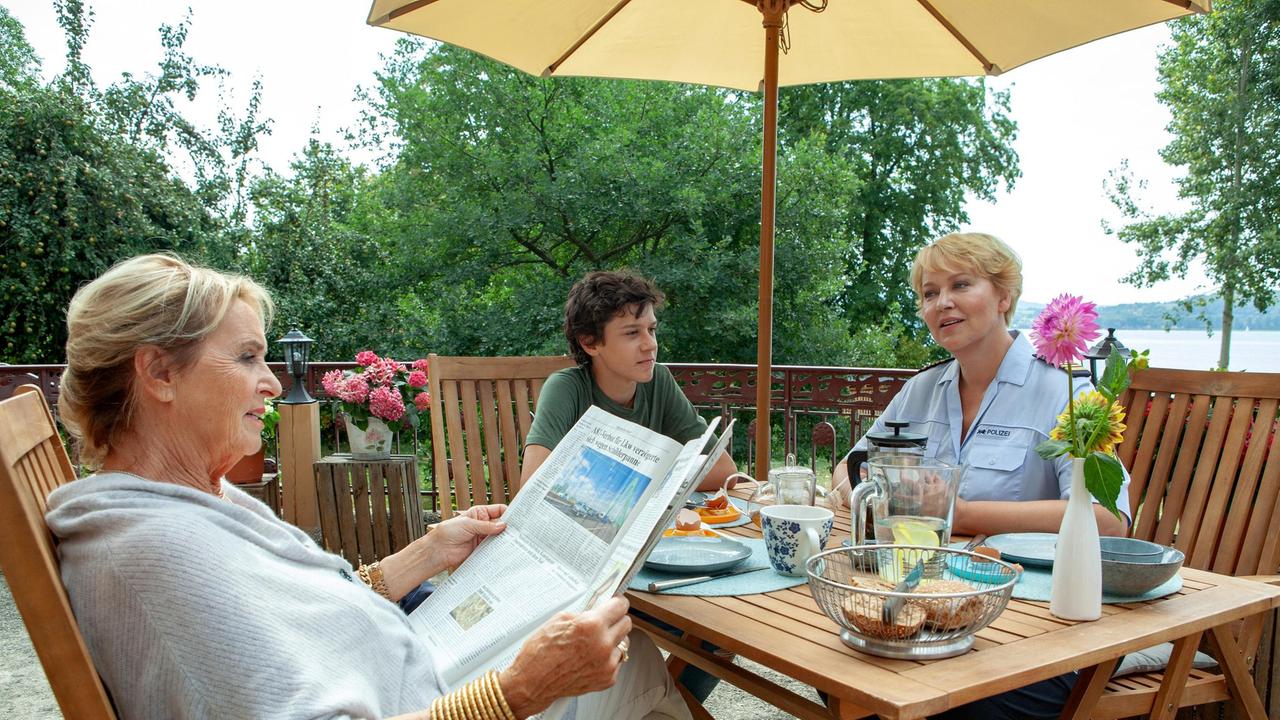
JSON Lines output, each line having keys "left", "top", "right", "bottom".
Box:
{"left": 521, "top": 270, "right": 737, "bottom": 704}
{"left": 521, "top": 270, "right": 738, "bottom": 491}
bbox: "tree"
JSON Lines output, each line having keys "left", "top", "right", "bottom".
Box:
{"left": 1107, "top": 0, "right": 1280, "bottom": 369}
{"left": 0, "top": 6, "right": 38, "bottom": 90}
{"left": 0, "top": 76, "right": 219, "bottom": 362}
{"left": 371, "top": 43, "right": 759, "bottom": 275}
{"left": 364, "top": 42, "right": 1017, "bottom": 367}
{"left": 366, "top": 42, "right": 858, "bottom": 365}
{"left": 242, "top": 139, "right": 407, "bottom": 360}
{"left": 0, "top": 1, "right": 270, "bottom": 362}
{"left": 780, "top": 78, "right": 1020, "bottom": 335}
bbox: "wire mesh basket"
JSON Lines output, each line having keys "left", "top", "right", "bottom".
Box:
{"left": 805, "top": 544, "right": 1018, "bottom": 659}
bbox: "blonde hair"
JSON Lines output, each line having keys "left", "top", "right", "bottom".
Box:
{"left": 58, "top": 254, "right": 274, "bottom": 468}
{"left": 909, "top": 232, "right": 1022, "bottom": 325}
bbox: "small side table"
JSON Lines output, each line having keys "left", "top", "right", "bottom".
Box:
{"left": 235, "top": 473, "right": 281, "bottom": 517}
{"left": 314, "top": 454, "right": 423, "bottom": 567}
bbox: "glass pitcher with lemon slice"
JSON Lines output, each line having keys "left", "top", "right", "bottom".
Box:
{"left": 850, "top": 457, "right": 961, "bottom": 580}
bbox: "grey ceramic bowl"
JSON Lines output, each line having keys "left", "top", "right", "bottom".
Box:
{"left": 1101, "top": 546, "right": 1184, "bottom": 596}
{"left": 1099, "top": 536, "right": 1165, "bottom": 563}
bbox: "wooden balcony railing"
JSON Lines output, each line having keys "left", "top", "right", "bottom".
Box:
{"left": 0, "top": 360, "right": 915, "bottom": 491}
{"left": 666, "top": 363, "right": 913, "bottom": 472}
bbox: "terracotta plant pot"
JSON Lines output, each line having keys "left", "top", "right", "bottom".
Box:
{"left": 226, "top": 449, "right": 266, "bottom": 484}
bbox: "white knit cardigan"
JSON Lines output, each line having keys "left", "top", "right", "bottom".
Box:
{"left": 46, "top": 473, "right": 446, "bottom": 719}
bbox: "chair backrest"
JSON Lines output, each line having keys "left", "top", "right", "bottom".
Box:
{"left": 0, "top": 386, "right": 116, "bottom": 719}
{"left": 1117, "top": 368, "right": 1280, "bottom": 577}
{"left": 811, "top": 420, "right": 837, "bottom": 475}
{"left": 427, "top": 354, "right": 575, "bottom": 518}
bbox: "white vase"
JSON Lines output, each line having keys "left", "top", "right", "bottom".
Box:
{"left": 1051, "top": 456, "right": 1102, "bottom": 620}
{"left": 345, "top": 414, "right": 393, "bottom": 460}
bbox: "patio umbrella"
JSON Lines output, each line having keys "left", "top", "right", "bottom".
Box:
{"left": 367, "top": 0, "right": 1208, "bottom": 476}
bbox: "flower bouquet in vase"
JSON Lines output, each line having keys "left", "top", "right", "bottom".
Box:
{"left": 1031, "top": 295, "right": 1147, "bottom": 621}
{"left": 321, "top": 351, "right": 432, "bottom": 460}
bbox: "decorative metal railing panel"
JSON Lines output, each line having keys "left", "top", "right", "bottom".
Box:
{"left": 665, "top": 363, "right": 914, "bottom": 469}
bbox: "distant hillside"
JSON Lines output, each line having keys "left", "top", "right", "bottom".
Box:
{"left": 1013, "top": 295, "right": 1280, "bottom": 331}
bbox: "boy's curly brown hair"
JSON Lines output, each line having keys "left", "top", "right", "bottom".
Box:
{"left": 564, "top": 271, "right": 665, "bottom": 366}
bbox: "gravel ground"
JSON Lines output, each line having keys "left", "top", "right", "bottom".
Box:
{"left": 2, "top": 571, "right": 805, "bottom": 719}
{"left": 0, "top": 572, "right": 61, "bottom": 719}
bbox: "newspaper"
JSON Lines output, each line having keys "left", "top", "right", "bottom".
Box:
{"left": 408, "top": 405, "right": 733, "bottom": 691}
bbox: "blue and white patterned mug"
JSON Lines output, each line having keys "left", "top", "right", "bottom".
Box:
{"left": 761, "top": 504, "right": 834, "bottom": 577}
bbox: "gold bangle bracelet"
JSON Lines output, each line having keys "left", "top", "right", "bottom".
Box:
{"left": 459, "top": 687, "right": 475, "bottom": 720}
{"left": 434, "top": 674, "right": 510, "bottom": 720}
{"left": 470, "top": 680, "right": 494, "bottom": 719}
{"left": 481, "top": 673, "right": 505, "bottom": 720}
{"left": 460, "top": 685, "right": 475, "bottom": 719}
{"left": 487, "top": 671, "right": 517, "bottom": 720}
{"left": 469, "top": 684, "right": 490, "bottom": 719}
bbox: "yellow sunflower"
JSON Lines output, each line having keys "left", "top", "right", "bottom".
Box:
{"left": 1050, "top": 391, "right": 1127, "bottom": 455}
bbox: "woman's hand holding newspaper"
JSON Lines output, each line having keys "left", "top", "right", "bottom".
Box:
{"left": 379, "top": 504, "right": 509, "bottom": 599}
{"left": 498, "top": 596, "right": 633, "bottom": 718}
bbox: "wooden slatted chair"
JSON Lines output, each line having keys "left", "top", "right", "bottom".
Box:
{"left": 0, "top": 385, "right": 116, "bottom": 719}
{"left": 811, "top": 420, "right": 837, "bottom": 476}
{"left": 426, "top": 354, "right": 575, "bottom": 518}
{"left": 1089, "top": 368, "right": 1280, "bottom": 719}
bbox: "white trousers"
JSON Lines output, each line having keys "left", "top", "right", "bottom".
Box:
{"left": 566, "top": 630, "right": 693, "bottom": 720}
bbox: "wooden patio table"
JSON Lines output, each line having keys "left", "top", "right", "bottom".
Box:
{"left": 627, "top": 492, "right": 1280, "bottom": 720}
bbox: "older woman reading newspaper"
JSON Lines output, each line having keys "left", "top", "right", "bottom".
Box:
{"left": 46, "top": 253, "right": 690, "bottom": 720}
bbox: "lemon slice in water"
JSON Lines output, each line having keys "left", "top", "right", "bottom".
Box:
{"left": 891, "top": 519, "right": 941, "bottom": 548}
{"left": 887, "top": 519, "right": 940, "bottom": 577}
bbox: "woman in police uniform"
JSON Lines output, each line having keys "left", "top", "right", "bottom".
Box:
{"left": 832, "top": 233, "right": 1132, "bottom": 720}
{"left": 833, "top": 232, "right": 1130, "bottom": 538}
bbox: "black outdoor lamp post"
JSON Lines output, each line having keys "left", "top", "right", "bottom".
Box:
{"left": 1085, "top": 328, "right": 1131, "bottom": 386}
{"left": 277, "top": 329, "right": 315, "bottom": 404}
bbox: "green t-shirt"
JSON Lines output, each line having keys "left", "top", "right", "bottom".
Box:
{"left": 525, "top": 364, "right": 708, "bottom": 450}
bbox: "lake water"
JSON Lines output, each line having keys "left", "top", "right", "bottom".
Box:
{"left": 1015, "top": 329, "right": 1280, "bottom": 373}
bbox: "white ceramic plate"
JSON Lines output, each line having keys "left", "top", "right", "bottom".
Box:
{"left": 985, "top": 532, "right": 1058, "bottom": 568}
{"left": 644, "top": 535, "right": 752, "bottom": 574}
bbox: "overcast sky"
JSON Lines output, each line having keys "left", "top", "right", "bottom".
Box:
{"left": 9, "top": 1, "right": 1209, "bottom": 305}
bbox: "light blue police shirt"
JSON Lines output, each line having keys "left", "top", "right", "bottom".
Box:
{"left": 851, "top": 331, "right": 1132, "bottom": 519}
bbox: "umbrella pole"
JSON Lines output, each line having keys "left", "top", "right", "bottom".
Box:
{"left": 754, "top": 1, "right": 785, "bottom": 479}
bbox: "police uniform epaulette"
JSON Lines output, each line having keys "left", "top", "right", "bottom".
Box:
{"left": 918, "top": 356, "right": 956, "bottom": 373}
{"left": 1033, "top": 354, "right": 1092, "bottom": 378}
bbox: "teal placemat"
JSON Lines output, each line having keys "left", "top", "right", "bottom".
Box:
{"left": 630, "top": 538, "right": 807, "bottom": 596}
{"left": 945, "top": 543, "right": 1182, "bottom": 603}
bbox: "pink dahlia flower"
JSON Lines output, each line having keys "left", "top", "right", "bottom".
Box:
{"left": 355, "top": 350, "right": 379, "bottom": 367}
{"left": 407, "top": 370, "right": 427, "bottom": 388}
{"left": 413, "top": 358, "right": 430, "bottom": 373}
{"left": 414, "top": 391, "right": 432, "bottom": 411}
{"left": 1030, "top": 294, "right": 1101, "bottom": 367}
{"left": 369, "top": 385, "right": 406, "bottom": 421}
